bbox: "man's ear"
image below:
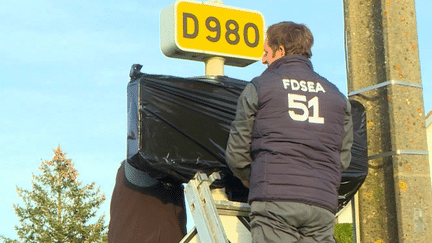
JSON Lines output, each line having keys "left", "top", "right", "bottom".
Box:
{"left": 278, "top": 45, "right": 285, "bottom": 56}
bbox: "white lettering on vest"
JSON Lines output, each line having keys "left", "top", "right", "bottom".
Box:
{"left": 291, "top": 79, "right": 300, "bottom": 91}
{"left": 282, "top": 79, "right": 326, "bottom": 93}
{"left": 316, "top": 82, "right": 326, "bottom": 93}
{"left": 283, "top": 79, "right": 290, "bottom": 89}
{"left": 307, "top": 81, "right": 315, "bottom": 92}
{"left": 300, "top": 81, "right": 307, "bottom": 92}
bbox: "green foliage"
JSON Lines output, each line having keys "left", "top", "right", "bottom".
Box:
{"left": 334, "top": 223, "right": 354, "bottom": 243}
{"left": 1, "top": 146, "right": 108, "bottom": 243}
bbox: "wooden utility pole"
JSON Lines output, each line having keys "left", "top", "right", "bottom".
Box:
{"left": 344, "top": 0, "right": 432, "bottom": 242}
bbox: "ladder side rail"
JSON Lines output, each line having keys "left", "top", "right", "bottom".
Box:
{"left": 183, "top": 172, "right": 229, "bottom": 243}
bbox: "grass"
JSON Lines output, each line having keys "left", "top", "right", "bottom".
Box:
{"left": 334, "top": 223, "right": 354, "bottom": 243}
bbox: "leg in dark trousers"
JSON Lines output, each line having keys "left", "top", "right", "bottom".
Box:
{"left": 108, "top": 163, "right": 187, "bottom": 243}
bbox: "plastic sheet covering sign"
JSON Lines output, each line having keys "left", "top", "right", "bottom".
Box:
{"left": 126, "top": 64, "right": 368, "bottom": 210}
{"left": 160, "top": 0, "right": 265, "bottom": 67}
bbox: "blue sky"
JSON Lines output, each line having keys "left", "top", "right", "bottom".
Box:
{"left": 1, "top": 0, "right": 431, "bottom": 239}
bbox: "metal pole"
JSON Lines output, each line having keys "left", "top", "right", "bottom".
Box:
{"left": 344, "top": 0, "right": 432, "bottom": 241}
{"left": 205, "top": 57, "right": 225, "bottom": 77}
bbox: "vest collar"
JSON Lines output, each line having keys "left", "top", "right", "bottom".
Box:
{"left": 264, "top": 55, "right": 313, "bottom": 74}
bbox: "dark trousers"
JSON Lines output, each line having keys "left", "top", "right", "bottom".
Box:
{"left": 108, "top": 163, "right": 187, "bottom": 243}
{"left": 250, "top": 201, "right": 336, "bottom": 243}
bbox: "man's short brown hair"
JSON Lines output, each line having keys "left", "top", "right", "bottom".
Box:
{"left": 266, "top": 21, "right": 314, "bottom": 58}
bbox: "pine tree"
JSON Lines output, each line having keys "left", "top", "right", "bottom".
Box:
{"left": 1, "top": 146, "right": 108, "bottom": 243}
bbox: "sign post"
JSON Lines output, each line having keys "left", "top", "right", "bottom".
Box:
{"left": 204, "top": 56, "right": 225, "bottom": 76}
{"left": 160, "top": 0, "right": 265, "bottom": 76}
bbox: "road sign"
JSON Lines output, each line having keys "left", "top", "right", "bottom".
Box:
{"left": 161, "top": 0, "right": 265, "bottom": 67}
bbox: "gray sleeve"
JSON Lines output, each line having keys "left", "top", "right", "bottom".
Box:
{"left": 340, "top": 99, "right": 354, "bottom": 171}
{"left": 225, "top": 83, "right": 258, "bottom": 182}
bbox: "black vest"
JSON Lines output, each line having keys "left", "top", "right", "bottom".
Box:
{"left": 249, "top": 55, "right": 347, "bottom": 213}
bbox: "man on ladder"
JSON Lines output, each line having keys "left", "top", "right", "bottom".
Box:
{"left": 225, "top": 21, "right": 353, "bottom": 242}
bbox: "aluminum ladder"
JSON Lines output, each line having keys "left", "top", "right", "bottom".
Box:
{"left": 180, "top": 172, "right": 251, "bottom": 243}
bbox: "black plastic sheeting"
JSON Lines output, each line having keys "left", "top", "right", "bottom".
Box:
{"left": 126, "top": 64, "right": 368, "bottom": 211}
